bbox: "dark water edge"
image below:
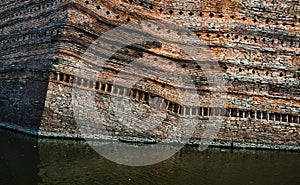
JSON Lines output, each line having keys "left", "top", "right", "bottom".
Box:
{"left": 1, "top": 122, "right": 299, "bottom": 151}
{"left": 1, "top": 128, "right": 300, "bottom": 185}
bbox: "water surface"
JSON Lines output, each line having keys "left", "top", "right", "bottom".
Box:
{"left": 1, "top": 128, "right": 300, "bottom": 185}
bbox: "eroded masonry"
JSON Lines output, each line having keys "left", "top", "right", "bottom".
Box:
{"left": 0, "top": 0, "right": 299, "bottom": 149}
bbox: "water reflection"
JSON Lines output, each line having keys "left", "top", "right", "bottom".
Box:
{"left": 1, "top": 128, "right": 300, "bottom": 185}
{"left": 0, "top": 129, "right": 40, "bottom": 184}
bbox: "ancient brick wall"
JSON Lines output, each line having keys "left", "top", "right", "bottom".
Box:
{"left": 0, "top": 0, "right": 69, "bottom": 129}
{"left": 1, "top": 0, "right": 299, "bottom": 149}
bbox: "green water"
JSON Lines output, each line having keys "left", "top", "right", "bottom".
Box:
{"left": 1, "top": 128, "right": 300, "bottom": 185}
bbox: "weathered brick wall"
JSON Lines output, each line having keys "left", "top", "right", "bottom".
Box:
{"left": 1, "top": 0, "right": 299, "bottom": 149}
{"left": 0, "top": 0, "right": 69, "bottom": 129}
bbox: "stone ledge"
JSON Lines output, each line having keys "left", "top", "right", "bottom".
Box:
{"left": 1, "top": 121, "right": 299, "bottom": 151}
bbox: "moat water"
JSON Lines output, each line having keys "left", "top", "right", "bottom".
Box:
{"left": 1, "top": 128, "right": 300, "bottom": 185}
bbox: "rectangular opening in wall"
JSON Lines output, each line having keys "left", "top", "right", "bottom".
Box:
{"left": 156, "top": 98, "right": 162, "bottom": 109}
{"left": 101, "top": 83, "right": 106, "bottom": 91}
{"left": 137, "top": 91, "right": 142, "bottom": 101}
{"left": 119, "top": 87, "right": 124, "bottom": 95}
{"left": 107, "top": 84, "right": 112, "bottom": 92}
{"left": 225, "top": 108, "right": 230, "bottom": 117}
{"left": 168, "top": 103, "right": 173, "bottom": 111}
{"left": 186, "top": 107, "right": 191, "bottom": 115}
{"left": 288, "top": 115, "right": 293, "bottom": 123}
{"left": 275, "top": 113, "right": 281, "bottom": 121}
{"left": 231, "top": 108, "right": 237, "bottom": 117}
{"left": 180, "top": 105, "right": 185, "bottom": 115}
{"left": 162, "top": 100, "right": 168, "bottom": 110}
{"left": 53, "top": 73, "right": 58, "bottom": 81}
{"left": 250, "top": 111, "right": 255, "bottom": 118}
{"left": 257, "top": 111, "right": 262, "bottom": 119}
{"left": 245, "top": 110, "right": 250, "bottom": 118}
{"left": 192, "top": 107, "right": 197, "bottom": 115}
{"left": 124, "top": 87, "right": 130, "bottom": 96}
{"left": 112, "top": 85, "right": 118, "bottom": 94}
{"left": 83, "top": 79, "right": 88, "bottom": 87}
{"left": 209, "top": 108, "right": 214, "bottom": 116}
{"left": 69, "top": 75, "right": 74, "bottom": 83}
{"left": 144, "top": 92, "right": 149, "bottom": 102}
{"left": 269, "top": 113, "right": 274, "bottom": 121}
{"left": 262, "top": 111, "right": 268, "bottom": 120}
{"left": 293, "top": 116, "right": 299, "bottom": 123}
{"left": 219, "top": 108, "right": 224, "bottom": 116}
{"left": 239, "top": 110, "right": 244, "bottom": 118}
{"left": 129, "top": 90, "right": 135, "bottom": 97}
{"left": 220, "top": 108, "right": 226, "bottom": 116}
{"left": 174, "top": 104, "right": 179, "bottom": 113}
{"left": 89, "top": 80, "right": 94, "bottom": 88}
{"left": 132, "top": 90, "right": 137, "bottom": 98}
{"left": 203, "top": 107, "right": 208, "bottom": 116}
{"left": 214, "top": 108, "right": 219, "bottom": 116}
{"left": 65, "top": 74, "right": 70, "bottom": 83}
{"left": 282, "top": 114, "right": 287, "bottom": 122}
{"left": 95, "top": 82, "right": 100, "bottom": 90}
{"left": 199, "top": 107, "right": 203, "bottom": 116}
{"left": 59, "top": 73, "right": 64, "bottom": 81}
{"left": 138, "top": 91, "right": 143, "bottom": 101}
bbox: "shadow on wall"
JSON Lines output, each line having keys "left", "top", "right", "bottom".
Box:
{"left": 0, "top": 59, "right": 53, "bottom": 130}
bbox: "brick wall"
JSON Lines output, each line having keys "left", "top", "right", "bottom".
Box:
{"left": 1, "top": 0, "right": 299, "bottom": 149}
